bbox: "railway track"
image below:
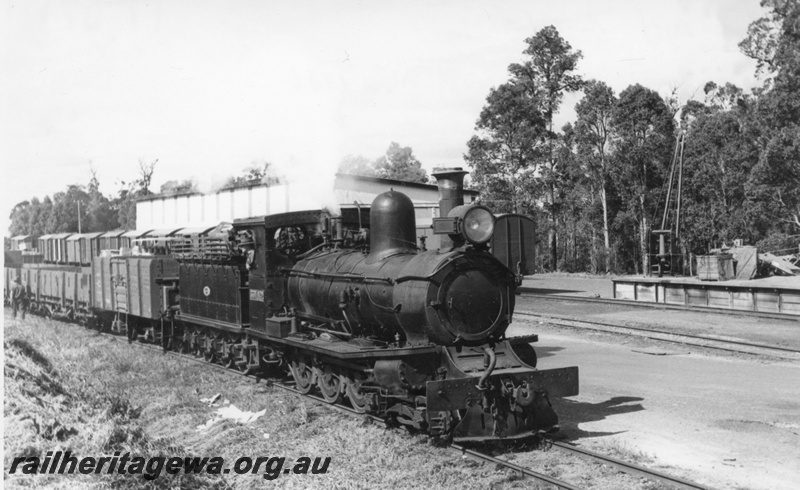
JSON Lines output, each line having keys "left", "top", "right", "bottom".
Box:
{"left": 543, "top": 440, "right": 707, "bottom": 490}
{"left": 516, "top": 310, "right": 800, "bottom": 360}
{"left": 518, "top": 290, "right": 800, "bottom": 321}
{"left": 97, "top": 329, "right": 709, "bottom": 489}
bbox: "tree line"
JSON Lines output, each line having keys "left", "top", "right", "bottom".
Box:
{"left": 8, "top": 159, "right": 157, "bottom": 237}
{"left": 466, "top": 1, "right": 799, "bottom": 274}
{"left": 6, "top": 159, "right": 285, "bottom": 236}
{"left": 7, "top": 142, "right": 423, "bottom": 237}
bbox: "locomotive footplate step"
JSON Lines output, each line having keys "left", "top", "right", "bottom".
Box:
{"left": 425, "top": 366, "right": 579, "bottom": 440}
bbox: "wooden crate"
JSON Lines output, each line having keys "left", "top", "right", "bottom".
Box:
{"left": 697, "top": 254, "right": 735, "bottom": 281}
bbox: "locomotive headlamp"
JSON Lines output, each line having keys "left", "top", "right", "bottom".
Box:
{"left": 461, "top": 206, "right": 494, "bottom": 244}
{"left": 432, "top": 204, "right": 496, "bottom": 246}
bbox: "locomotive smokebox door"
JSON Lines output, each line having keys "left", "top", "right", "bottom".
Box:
{"left": 439, "top": 266, "right": 505, "bottom": 339}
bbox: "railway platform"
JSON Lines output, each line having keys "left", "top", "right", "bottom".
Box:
{"left": 612, "top": 275, "right": 800, "bottom": 317}
{"left": 515, "top": 274, "right": 800, "bottom": 356}
{"left": 519, "top": 273, "right": 800, "bottom": 317}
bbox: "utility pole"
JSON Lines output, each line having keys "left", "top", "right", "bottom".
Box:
{"left": 77, "top": 201, "right": 82, "bottom": 233}
{"left": 651, "top": 131, "right": 686, "bottom": 277}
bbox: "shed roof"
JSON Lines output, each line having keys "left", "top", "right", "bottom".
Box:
{"left": 98, "top": 230, "right": 127, "bottom": 238}
{"left": 67, "top": 232, "right": 105, "bottom": 241}
{"left": 121, "top": 229, "right": 150, "bottom": 238}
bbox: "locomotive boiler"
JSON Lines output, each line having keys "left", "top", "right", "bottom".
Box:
{"left": 286, "top": 190, "right": 515, "bottom": 347}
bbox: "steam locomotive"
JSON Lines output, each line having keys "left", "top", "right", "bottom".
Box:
{"left": 4, "top": 168, "right": 578, "bottom": 441}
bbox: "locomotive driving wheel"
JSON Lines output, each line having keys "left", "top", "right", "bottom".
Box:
{"left": 345, "top": 375, "right": 370, "bottom": 413}
{"left": 315, "top": 365, "right": 342, "bottom": 404}
{"left": 289, "top": 357, "right": 315, "bottom": 394}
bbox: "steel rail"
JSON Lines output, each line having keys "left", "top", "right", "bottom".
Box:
{"left": 547, "top": 440, "right": 708, "bottom": 490}
{"left": 518, "top": 290, "right": 799, "bottom": 322}
{"left": 516, "top": 311, "right": 800, "bottom": 358}
{"left": 449, "top": 443, "right": 582, "bottom": 490}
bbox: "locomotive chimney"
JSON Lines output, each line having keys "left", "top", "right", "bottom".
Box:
{"left": 432, "top": 167, "right": 469, "bottom": 249}
{"left": 367, "top": 190, "right": 417, "bottom": 263}
{"left": 433, "top": 167, "right": 468, "bottom": 218}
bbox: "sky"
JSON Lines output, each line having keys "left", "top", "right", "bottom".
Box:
{"left": 0, "top": 0, "right": 767, "bottom": 235}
